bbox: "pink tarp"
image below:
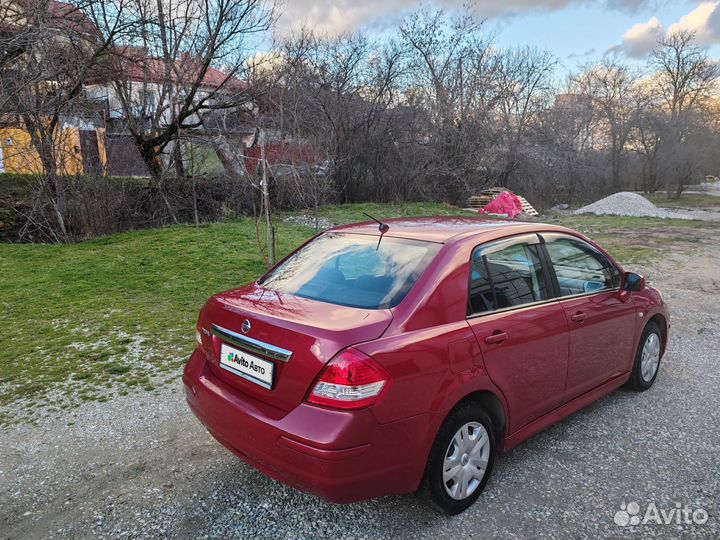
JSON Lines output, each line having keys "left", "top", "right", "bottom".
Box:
{"left": 478, "top": 191, "right": 524, "bottom": 219}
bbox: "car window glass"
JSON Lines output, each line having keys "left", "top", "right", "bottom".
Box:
{"left": 468, "top": 242, "right": 548, "bottom": 315}
{"left": 468, "top": 252, "right": 494, "bottom": 314}
{"left": 544, "top": 238, "right": 620, "bottom": 296}
{"left": 260, "top": 233, "right": 441, "bottom": 309}
{"left": 336, "top": 248, "right": 386, "bottom": 279}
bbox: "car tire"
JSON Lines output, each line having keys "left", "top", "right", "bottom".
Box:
{"left": 626, "top": 320, "right": 663, "bottom": 391}
{"left": 418, "top": 402, "right": 496, "bottom": 515}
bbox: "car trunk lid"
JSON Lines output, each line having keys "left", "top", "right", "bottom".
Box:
{"left": 198, "top": 283, "right": 393, "bottom": 412}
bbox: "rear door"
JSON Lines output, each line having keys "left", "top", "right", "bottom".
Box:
{"left": 540, "top": 233, "right": 637, "bottom": 401}
{"left": 466, "top": 234, "right": 569, "bottom": 433}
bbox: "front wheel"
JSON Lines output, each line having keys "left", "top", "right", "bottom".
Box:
{"left": 418, "top": 403, "right": 496, "bottom": 515}
{"left": 626, "top": 320, "right": 663, "bottom": 391}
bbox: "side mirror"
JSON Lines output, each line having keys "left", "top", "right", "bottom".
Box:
{"left": 622, "top": 271, "right": 645, "bottom": 292}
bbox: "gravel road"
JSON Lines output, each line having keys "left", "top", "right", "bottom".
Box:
{"left": 2, "top": 232, "right": 719, "bottom": 540}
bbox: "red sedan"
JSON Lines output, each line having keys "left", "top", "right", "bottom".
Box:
{"left": 183, "top": 217, "right": 669, "bottom": 514}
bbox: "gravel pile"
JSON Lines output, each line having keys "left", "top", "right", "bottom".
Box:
{"left": 696, "top": 179, "right": 720, "bottom": 192}
{"left": 575, "top": 191, "right": 693, "bottom": 219}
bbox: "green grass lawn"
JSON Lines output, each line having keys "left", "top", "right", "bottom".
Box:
{"left": 1, "top": 203, "right": 717, "bottom": 424}
{"left": 643, "top": 192, "right": 720, "bottom": 208}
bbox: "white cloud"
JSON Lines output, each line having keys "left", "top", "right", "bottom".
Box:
{"left": 276, "top": 0, "right": 417, "bottom": 35}
{"left": 710, "top": 3, "right": 720, "bottom": 35}
{"left": 618, "top": 17, "right": 665, "bottom": 58}
{"left": 612, "top": 2, "right": 720, "bottom": 58}
{"left": 667, "top": 1, "right": 719, "bottom": 45}
{"left": 276, "top": 0, "right": 659, "bottom": 36}
{"left": 568, "top": 47, "right": 596, "bottom": 59}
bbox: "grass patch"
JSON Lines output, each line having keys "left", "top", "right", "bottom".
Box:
{"left": 0, "top": 202, "right": 463, "bottom": 421}
{"left": 543, "top": 213, "right": 719, "bottom": 265}
{"left": 105, "top": 362, "right": 132, "bottom": 375}
{"left": 307, "top": 201, "right": 469, "bottom": 223}
{"left": 643, "top": 192, "right": 720, "bottom": 209}
{"left": 1, "top": 202, "right": 716, "bottom": 423}
{"left": 0, "top": 219, "right": 311, "bottom": 419}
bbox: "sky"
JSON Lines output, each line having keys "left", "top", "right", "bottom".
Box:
{"left": 273, "top": 1, "right": 720, "bottom": 73}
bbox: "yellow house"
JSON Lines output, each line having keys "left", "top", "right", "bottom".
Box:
{"left": 0, "top": 0, "right": 107, "bottom": 176}
{"left": 0, "top": 124, "right": 107, "bottom": 175}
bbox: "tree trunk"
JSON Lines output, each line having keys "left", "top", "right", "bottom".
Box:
{"left": 610, "top": 149, "right": 621, "bottom": 190}
{"left": 192, "top": 176, "right": 199, "bottom": 226}
{"left": 648, "top": 159, "right": 658, "bottom": 194}
{"left": 137, "top": 140, "right": 179, "bottom": 223}
{"left": 138, "top": 140, "right": 163, "bottom": 181}
{"left": 27, "top": 122, "right": 69, "bottom": 242}
{"left": 674, "top": 174, "right": 688, "bottom": 199}
{"left": 210, "top": 136, "right": 247, "bottom": 179}
{"left": 173, "top": 139, "right": 186, "bottom": 178}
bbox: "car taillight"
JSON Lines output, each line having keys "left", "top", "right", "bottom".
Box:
{"left": 307, "top": 349, "right": 389, "bottom": 409}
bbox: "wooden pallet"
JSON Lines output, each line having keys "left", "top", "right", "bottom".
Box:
{"left": 516, "top": 195, "right": 539, "bottom": 216}
{"left": 467, "top": 187, "right": 510, "bottom": 208}
{"left": 467, "top": 188, "right": 539, "bottom": 216}
{"left": 467, "top": 195, "right": 493, "bottom": 208}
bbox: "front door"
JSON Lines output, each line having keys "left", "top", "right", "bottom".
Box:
{"left": 541, "top": 234, "right": 638, "bottom": 401}
{"left": 466, "top": 234, "right": 569, "bottom": 433}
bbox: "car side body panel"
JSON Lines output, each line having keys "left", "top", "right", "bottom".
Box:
{"left": 468, "top": 302, "right": 570, "bottom": 433}
{"left": 557, "top": 292, "right": 638, "bottom": 401}
{"left": 503, "top": 371, "right": 629, "bottom": 450}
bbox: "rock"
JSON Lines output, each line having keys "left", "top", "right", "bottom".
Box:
{"left": 574, "top": 192, "right": 693, "bottom": 219}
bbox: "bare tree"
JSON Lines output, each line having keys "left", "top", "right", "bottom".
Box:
{"left": 6, "top": 3, "right": 720, "bottom": 245}
{"left": 89, "top": 0, "right": 274, "bottom": 181}
{"left": 494, "top": 46, "right": 557, "bottom": 186}
{"left": 258, "top": 28, "right": 408, "bottom": 203}
{"left": 398, "top": 8, "right": 498, "bottom": 201}
{"left": 628, "top": 81, "right": 664, "bottom": 193}
{"left": 650, "top": 30, "right": 718, "bottom": 197}
{"left": 0, "top": 0, "right": 134, "bottom": 242}
{"left": 573, "top": 58, "right": 638, "bottom": 190}
{"left": 538, "top": 89, "right": 597, "bottom": 204}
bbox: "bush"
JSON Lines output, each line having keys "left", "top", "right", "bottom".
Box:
{"left": 0, "top": 174, "right": 258, "bottom": 243}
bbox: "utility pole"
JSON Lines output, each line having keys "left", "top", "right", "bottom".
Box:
{"left": 260, "top": 129, "right": 274, "bottom": 267}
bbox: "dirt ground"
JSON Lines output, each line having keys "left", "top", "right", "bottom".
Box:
{"left": 2, "top": 223, "right": 720, "bottom": 540}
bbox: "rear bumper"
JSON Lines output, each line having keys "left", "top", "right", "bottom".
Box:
{"left": 183, "top": 348, "right": 439, "bottom": 503}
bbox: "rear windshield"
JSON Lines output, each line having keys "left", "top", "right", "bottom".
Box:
{"left": 259, "top": 233, "right": 441, "bottom": 309}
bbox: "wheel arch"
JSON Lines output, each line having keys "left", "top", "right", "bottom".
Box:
{"left": 647, "top": 313, "right": 668, "bottom": 353}
{"left": 453, "top": 390, "right": 507, "bottom": 451}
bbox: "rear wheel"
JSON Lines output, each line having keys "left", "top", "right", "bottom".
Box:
{"left": 626, "top": 321, "right": 663, "bottom": 391}
{"left": 418, "top": 402, "right": 496, "bottom": 515}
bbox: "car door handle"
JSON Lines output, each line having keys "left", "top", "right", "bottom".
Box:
{"left": 484, "top": 331, "right": 508, "bottom": 344}
{"left": 570, "top": 311, "right": 587, "bottom": 323}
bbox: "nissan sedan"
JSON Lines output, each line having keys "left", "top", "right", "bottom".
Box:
{"left": 183, "top": 217, "right": 669, "bottom": 514}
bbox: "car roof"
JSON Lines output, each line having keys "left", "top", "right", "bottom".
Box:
{"left": 328, "top": 216, "right": 575, "bottom": 244}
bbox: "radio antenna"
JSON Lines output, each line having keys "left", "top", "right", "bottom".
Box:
{"left": 363, "top": 212, "right": 390, "bottom": 250}
{"left": 362, "top": 212, "right": 390, "bottom": 233}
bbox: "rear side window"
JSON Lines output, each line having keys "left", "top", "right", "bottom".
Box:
{"left": 259, "top": 233, "right": 441, "bottom": 309}
{"left": 468, "top": 241, "right": 549, "bottom": 315}
{"left": 543, "top": 237, "right": 621, "bottom": 296}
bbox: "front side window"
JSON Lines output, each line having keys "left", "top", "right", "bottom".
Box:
{"left": 543, "top": 236, "right": 620, "bottom": 296}
{"left": 468, "top": 240, "right": 549, "bottom": 315}
{"left": 259, "top": 233, "right": 441, "bottom": 309}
